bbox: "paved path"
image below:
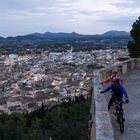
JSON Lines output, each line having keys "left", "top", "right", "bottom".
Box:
{"left": 108, "top": 68, "right": 140, "bottom": 140}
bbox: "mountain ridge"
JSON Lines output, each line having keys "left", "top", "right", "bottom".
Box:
{"left": 102, "top": 30, "right": 129, "bottom": 37}
{"left": 1, "top": 30, "right": 130, "bottom": 39}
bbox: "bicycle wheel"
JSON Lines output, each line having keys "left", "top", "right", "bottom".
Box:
{"left": 119, "top": 112, "right": 124, "bottom": 134}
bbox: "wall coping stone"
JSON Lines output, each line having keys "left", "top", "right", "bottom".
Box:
{"left": 94, "top": 71, "right": 114, "bottom": 140}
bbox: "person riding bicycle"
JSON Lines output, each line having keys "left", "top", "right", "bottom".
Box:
{"left": 100, "top": 71, "right": 124, "bottom": 85}
{"left": 100, "top": 78, "right": 129, "bottom": 110}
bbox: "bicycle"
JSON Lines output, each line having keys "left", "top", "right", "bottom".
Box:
{"left": 114, "top": 100, "right": 124, "bottom": 134}
{"left": 99, "top": 82, "right": 129, "bottom": 134}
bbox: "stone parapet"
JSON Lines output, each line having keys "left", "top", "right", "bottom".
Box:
{"left": 99, "top": 59, "right": 136, "bottom": 80}
{"left": 93, "top": 71, "right": 114, "bottom": 140}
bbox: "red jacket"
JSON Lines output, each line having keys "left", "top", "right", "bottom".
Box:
{"left": 101, "top": 75, "right": 124, "bottom": 84}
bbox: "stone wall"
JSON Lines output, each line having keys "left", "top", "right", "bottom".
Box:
{"left": 90, "top": 59, "right": 137, "bottom": 140}
{"left": 99, "top": 59, "right": 136, "bottom": 80}
{"left": 136, "top": 58, "right": 140, "bottom": 69}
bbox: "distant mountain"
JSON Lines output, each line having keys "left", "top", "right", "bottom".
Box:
{"left": 102, "top": 30, "right": 129, "bottom": 37}
{"left": 29, "top": 30, "right": 130, "bottom": 39}
{"left": 30, "top": 32, "right": 43, "bottom": 37}
{"left": 6, "top": 34, "right": 43, "bottom": 40}
{"left": 0, "top": 36, "right": 4, "bottom": 39}
{"left": 0, "top": 30, "right": 131, "bottom": 54}
{"left": 30, "top": 32, "right": 84, "bottom": 38}
{"left": 1, "top": 30, "right": 130, "bottom": 40}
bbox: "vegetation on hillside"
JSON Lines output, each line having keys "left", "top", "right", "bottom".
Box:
{"left": 0, "top": 96, "right": 90, "bottom": 140}
{"left": 0, "top": 32, "right": 130, "bottom": 54}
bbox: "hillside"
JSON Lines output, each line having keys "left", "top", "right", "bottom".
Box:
{"left": 0, "top": 98, "right": 90, "bottom": 140}
{"left": 0, "top": 30, "right": 130, "bottom": 54}
{"left": 1, "top": 30, "right": 130, "bottom": 39}
{"left": 102, "top": 30, "right": 129, "bottom": 37}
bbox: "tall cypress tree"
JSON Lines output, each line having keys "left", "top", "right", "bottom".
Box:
{"left": 128, "top": 17, "right": 140, "bottom": 58}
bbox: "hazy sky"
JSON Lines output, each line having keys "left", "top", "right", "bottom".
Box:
{"left": 0, "top": 0, "right": 140, "bottom": 37}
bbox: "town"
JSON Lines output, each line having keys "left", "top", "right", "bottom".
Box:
{"left": 0, "top": 49, "right": 129, "bottom": 114}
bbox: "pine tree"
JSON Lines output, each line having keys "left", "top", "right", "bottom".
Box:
{"left": 128, "top": 17, "right": 140, "bottom": 58}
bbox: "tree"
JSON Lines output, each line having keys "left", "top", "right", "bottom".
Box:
{"left": 0, "top": 100, "right": 90, "bottom": 140}
{"left": 128, "top": 17, "right": 140, "bottom": 58}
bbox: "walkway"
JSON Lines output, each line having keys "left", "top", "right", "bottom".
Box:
{"left": 109, "top": 68, "right": 140, "bottom": 140}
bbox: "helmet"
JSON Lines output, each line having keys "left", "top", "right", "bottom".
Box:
{"left": 112, "top": 71, "right": 117, "bottom": 75}
{"left": 112, "top": 77, "right": 120, "bottom": 83}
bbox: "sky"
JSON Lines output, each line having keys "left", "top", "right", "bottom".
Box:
{"left": 0, "top": 0, "right": 140, "bottom": 37}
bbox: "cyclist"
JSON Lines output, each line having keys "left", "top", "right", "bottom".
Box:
{"left": 100, "top": 71, "right": 124, "bottom": 85}
{"left": 100, "top": 78, "right": 129, "bottom": 110}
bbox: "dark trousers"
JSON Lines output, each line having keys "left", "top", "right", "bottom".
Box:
{"left": 108, "top": 96, "right": 122, "bottom": 110}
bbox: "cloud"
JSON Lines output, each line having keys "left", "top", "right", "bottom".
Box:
{"left": 0, "top": 0, "right": 140, "bottom": 36}
{"left": 112, "top": 0, "right": 140, "bottom": 8}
